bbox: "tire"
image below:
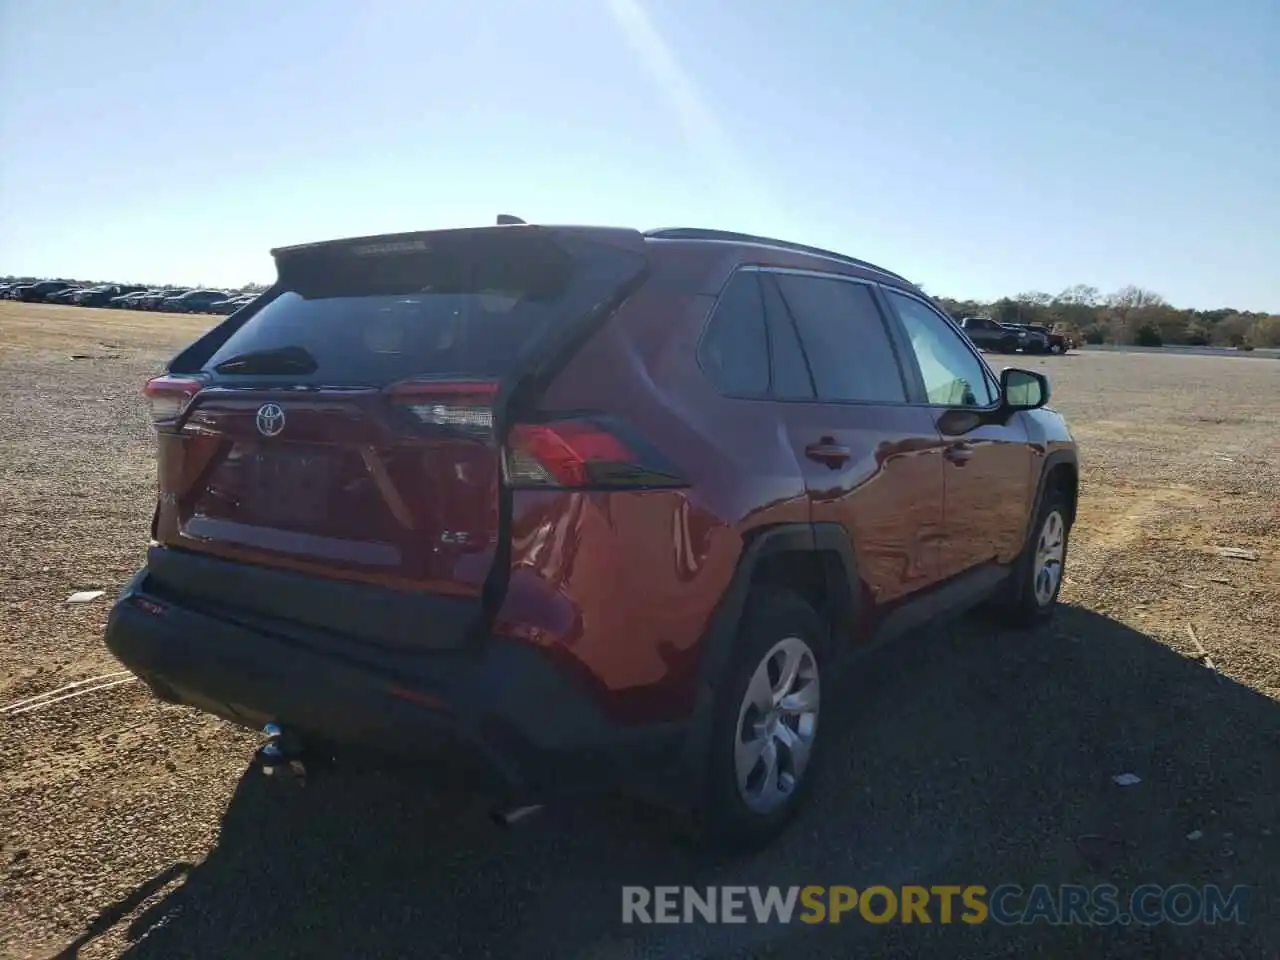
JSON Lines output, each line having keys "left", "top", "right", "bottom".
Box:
{"left": 997, "top": 486, "right": 1070, "bottom": 626}
{"left": 1049, "top": 343, "right": 1063, "bottom": 355}
{"left": 999, "top": 338, "right": 1017, "bottom": 354}
{"left": 695, "top": 588, "right": 829, "bottom": 853}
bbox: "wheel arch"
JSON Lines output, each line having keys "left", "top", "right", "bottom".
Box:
{"left": 1030, "top": 450, "right": 1079, "bottom": 536}
{"left": 680, "top": 521, "right": 859, "bottom": 785}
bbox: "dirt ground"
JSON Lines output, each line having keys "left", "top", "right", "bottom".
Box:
{"left": 1, "top": 301, "right": 1277, "bottom": 959}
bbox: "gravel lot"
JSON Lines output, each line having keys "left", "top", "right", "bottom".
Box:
{"left": 2, "top": 302, "right": 1277, "bottom": 959}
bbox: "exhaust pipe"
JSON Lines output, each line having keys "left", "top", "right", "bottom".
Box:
{"left": 491, "top": 803, "right": 544, "bottom": 827}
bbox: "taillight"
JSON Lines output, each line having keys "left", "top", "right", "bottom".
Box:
{"left": 505, "top": 416, "right": 687, "bottom": 490}
{"left": 143, "top": 375, "right": 203, "bottom": 423}
{"left": 387, "top": 379, "right": 498, "bottom": 439}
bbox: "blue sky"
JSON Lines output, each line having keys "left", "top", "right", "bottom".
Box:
{"left": 1, "top": 0, "right": 1276, "bottom": 309}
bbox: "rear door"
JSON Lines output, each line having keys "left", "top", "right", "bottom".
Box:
{"left": 148, "top": 228, "right": 647, "bottom": 613}
{"left": 758, "top": 269, "right": 946, "bottom": 608}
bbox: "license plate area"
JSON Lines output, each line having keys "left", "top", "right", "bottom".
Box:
{"left": 248, "top": 446, "right": 333, "bottom": 527}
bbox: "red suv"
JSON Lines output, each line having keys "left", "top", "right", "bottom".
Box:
{"left": 105, "top": 224, "right": 1077, "bottom": 850}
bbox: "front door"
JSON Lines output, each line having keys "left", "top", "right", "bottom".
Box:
{"left": 881, "top": 289, "right": 1037, "bottom": 579}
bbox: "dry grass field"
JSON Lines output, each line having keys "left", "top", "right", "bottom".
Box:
{"left": 1, "top": 301, "right": 1278, "bottom": 959}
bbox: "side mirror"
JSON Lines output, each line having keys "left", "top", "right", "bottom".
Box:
{"left": 1000, "top": 368, "right": 1050, "bottom": 411}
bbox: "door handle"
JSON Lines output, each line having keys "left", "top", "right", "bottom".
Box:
{"left": 944, "top": 441, "right": 974, "bottom": 465}
{"left": 805, "top": 439, "right": 852, "bottom": 468}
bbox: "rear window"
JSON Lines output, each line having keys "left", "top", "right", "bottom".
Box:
{"left": 201, "top": 231, "right": 645, "bottom": 384}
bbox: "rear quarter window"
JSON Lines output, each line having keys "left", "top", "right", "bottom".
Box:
{"left": 698, "top": 272, "right": 770, "bottom": 396}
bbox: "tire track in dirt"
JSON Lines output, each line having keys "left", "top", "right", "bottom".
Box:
{"left": 1068, "top": 482, "right": 1205, "bottom": 584}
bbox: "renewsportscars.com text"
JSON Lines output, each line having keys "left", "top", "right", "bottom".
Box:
{"left": 621, "top": 884, "right": 1250, "bottom": 926}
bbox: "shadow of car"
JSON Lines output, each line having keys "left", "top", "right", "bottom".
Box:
{"left": 74, "top": 605, "right": 1278, "bottom": 960}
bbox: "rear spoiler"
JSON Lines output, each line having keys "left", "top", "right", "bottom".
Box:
{"left": 270, "top": 224, "right": 648, "bottom": 262}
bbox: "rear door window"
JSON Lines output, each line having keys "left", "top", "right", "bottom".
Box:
{"left": 759, "top": 276, "right": 816, "bottom": 399}
{"left": 769, "top": 274, "right": 907, "bottom": 403}
{"left": 698, "top": 272, "right": 770, "bottom": 396}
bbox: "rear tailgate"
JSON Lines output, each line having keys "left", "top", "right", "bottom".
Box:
{"left": 147, "top": 226, "right": 648, "bottom": 649}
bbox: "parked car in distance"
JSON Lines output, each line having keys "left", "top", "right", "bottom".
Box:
{"left": 78, "top": 284, "right": 148, "bottom": 307}
{"left": 70, "top": 285, "right": 112, "bottom": 305}
{"left": 47, "top": 286, "right": 89, "bottom": 304}
{"left": 137, "top": 289, "right": 189, "bottom": 310}
{"left": 209, "top": 294, "right": 257, "bottom": 315}
{"left": 110, "top": 291, "right": 152, "bottom": 308}
{"left": 1006, "top": 323, "right": 1073, "bottom": 354}
{"left": 105, "top": 223, "right": 1078, "bottom": 852}
{"left": 1023, "top": 327, "right": 1051, "bottom": 353}
{"left": 957, "top": 315, "right": 1047, "bottom": 353}
{"left": 159, "top": 289, "right": 231, "bottom": 314}
{"left": 17, "top": 280, "right": 73, "bottom": 302}
{"left": 3, "top": 280, "right": 43, "bottom": 299}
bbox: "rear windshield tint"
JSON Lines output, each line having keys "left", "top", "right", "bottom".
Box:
{"left": 202, "top": 232, "right": 645, "bottom": 384}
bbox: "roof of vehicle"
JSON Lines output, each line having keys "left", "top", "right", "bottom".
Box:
{"left": 268, "top": 221, "right": 914, "bottom": 290}
{"left": 644, "top": 227, "right": 909, "bottom": 284}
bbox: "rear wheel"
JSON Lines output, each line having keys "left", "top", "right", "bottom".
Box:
{"left": 1049, "top": 342, "right": 1063, "bottom": 355}
{"left": 999, "top": 337, "right": 1018, "bottom": 354}
{"left": 696, "top": 588, "right": 828, "bottom": 853}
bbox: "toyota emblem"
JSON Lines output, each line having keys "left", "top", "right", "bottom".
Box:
{"left": 255, "top": 403, "right": 286, "bottom": 437}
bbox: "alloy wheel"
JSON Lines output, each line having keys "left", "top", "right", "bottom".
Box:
{"left": 733, "top": 636, "right": 820, "bottom": 814}
{"left": 1034, "top": 509, "right": 1066, "bottom": 606}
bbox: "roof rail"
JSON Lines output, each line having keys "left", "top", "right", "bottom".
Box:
{"left": 643, "top": 227, "right": 908, "bottom": 283}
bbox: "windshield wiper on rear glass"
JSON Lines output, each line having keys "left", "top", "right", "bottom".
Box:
{"left": 213, "top": 345, "right": 318, "bottom": 375}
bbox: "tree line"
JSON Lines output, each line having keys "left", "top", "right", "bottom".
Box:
{"left": 6, "top": 272, "right": 1277, "bottom": 350}
{"left": 933, "top": 285, "right": 1280, "bottom": 349}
